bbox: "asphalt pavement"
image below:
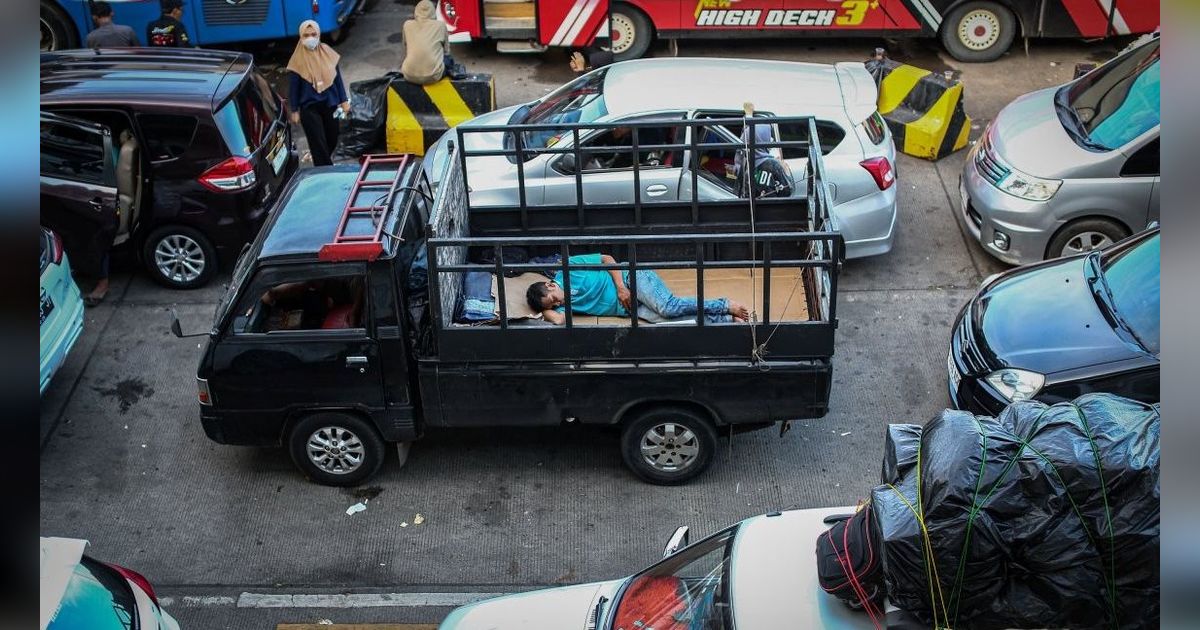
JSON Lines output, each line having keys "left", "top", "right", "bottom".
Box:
{"left": 39, "top": 2, "right": 1128, "bottom": 627}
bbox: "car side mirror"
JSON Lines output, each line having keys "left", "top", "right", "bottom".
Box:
{"left": 662, "top": 526, "right": 689, "bottom": 557}
{"left": 558, "top": 153, "right": 578, "bottom": 174}
{"left": 169, "top": 308, "right": 209, "bottom": 338}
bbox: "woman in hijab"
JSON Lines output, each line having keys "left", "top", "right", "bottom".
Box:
{"left": 287, "top": 20, "right": 350, "bottom": 166}
{"left": 401, "top": 0, "right": 451, "bottom": 85}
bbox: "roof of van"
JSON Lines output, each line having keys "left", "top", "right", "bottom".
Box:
{"left": 40, "top": 48, "right": 254, "bottom": 111}
{"left": 600, "top": 58, "right": 878, "bottom": 124}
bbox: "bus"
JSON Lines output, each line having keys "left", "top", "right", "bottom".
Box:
{"left": 40, "top": 0, "right": 362, "bottom": 51}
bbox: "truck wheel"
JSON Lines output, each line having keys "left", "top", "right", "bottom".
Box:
{"left": 142, "top": 225, "right": 218, "bottom": 289}
{"left": 1045, "top": 217, "right": 1128, "bottom": 260}
{"left": 611, "top": 4, "right": 652, "bottom": 62}
{"left": 620, "top": 407, "right": 717, "bottom": 485}
{"left": 288, "top": 412, "right": 386, "bottom": 487}
{"left": 939, "top": 1, "right": 1017, "bottom": 63}
{"left": 40, "top": 1, "right": 78, "bottom": 52}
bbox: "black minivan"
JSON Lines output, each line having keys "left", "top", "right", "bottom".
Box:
{"left": 40, "top": 48, "right": 298, "bottom": 289}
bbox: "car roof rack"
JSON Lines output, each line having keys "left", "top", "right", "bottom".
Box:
{"left": 318, "top": 154, "right": 412, "bottom": 262}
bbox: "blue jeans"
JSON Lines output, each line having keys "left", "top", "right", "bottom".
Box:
{"left": 624, "top": 270, "right": 731, "bottom": 323}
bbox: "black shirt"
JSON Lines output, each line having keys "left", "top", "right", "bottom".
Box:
{"left": 146, "top": 15, "right": 191, "bottom": 47}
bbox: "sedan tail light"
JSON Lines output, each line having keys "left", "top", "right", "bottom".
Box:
{"left": 860, "top": 156, "right": 895, "bottom": 191}
{"left": 197, "top": 377, "right": 213, "bottom": 406}
{"left": 198, "top": 157, "right": 257, "bottom": 193}
{"left": 106, "top": 563, "right": 158, "bottom": 605}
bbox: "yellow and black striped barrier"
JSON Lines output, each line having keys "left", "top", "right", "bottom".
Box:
{"left": 873, "top": 61, "right": 971, "bottom": 161}
{"left": 385, "top": 75, "right": 496, "bottom": 156}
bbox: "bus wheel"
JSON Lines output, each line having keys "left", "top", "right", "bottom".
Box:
{"left": 940, "top": 1, "right": 1017, "bottom": 63}
{"left": 611, "top": 4, "right": 653, "bottom": 62}
{"left": 620, "top": 406, "right": 717, "bottom": 485}
{"left": 288, "top": 412, "right": 386, "bottom": 487}
{"left": 40, "top": 1, "right": 78, "bottom": 52}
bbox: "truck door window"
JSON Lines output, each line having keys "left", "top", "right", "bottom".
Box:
{"left": 41, "top": 120, "right": 108, "bottom": 184}
{"left": 234, "top": 274, "right": 367, "bottom": 334}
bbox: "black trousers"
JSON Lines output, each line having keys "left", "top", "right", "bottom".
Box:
{"left": 300, "top": 103, "right": 340, "bottom": 166}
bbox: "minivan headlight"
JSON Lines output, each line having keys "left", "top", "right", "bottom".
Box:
{"left": 984, "top": 369, "right": 1045, "bottom": 402}
{"left": 997, "top": 167, "right": 1062, "bottom": 201}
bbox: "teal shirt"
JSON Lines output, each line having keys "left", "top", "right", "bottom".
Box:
{"left": 553, "top": 253, "right": 627, "bottom": 317}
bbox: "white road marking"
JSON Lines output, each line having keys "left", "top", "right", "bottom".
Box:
{"left": 160, "top": 593, "right": 508, "bottom": 608}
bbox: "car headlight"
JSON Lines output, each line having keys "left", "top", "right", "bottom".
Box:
{"left": 984, "top": 369, "right": 1045, "bottom": 402}
{"left": 996, "top": 167, "right": 1061, "bottom": 202}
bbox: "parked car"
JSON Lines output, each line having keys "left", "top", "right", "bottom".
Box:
{"left": 948, "top": 227, "right": 1159, "bottom": 416}
{"left": 40, "top": 228, "right": 84, "bottom": 396}
{"left": 959, "top": 34, "right": 1159, "bottom": 265}
{"left": 424, "top": 57, "right": 898, "bottom": 259}
{"left": 40, "top": 537, "right": 180, "bottom": 629}
{"left": 40, "top": 48, "right": 298, "bottom": 289}
{"left": 438, "top": 505, "right": 873, "bottom": 629}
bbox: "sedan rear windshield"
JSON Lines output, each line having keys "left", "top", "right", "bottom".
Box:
{"left": 214, "top": 72, "right": 281, "bottom": 157}
{"left": 520, "top": 69, "right": 608, "bottom": 149}
{"left": 50, "top": 557, "right": 138, "bottom": 630}
{"left": 1058, "top": 39, "right": 1159, "bottom": 151}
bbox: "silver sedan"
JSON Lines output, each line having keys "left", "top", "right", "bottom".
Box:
{"left": 425, "top": 58, "right": 899, "bottom": 259}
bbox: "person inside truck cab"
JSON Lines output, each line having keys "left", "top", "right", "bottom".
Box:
{"left": 526, "top": 253, "right": 749, "bottom": 325}
{"left": 257, "top": 277, "right": 363, "bottom": 331}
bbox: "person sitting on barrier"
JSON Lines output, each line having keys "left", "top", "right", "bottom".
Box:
{"left": 402, "top": 0, "right": 464, "bottom": 85}
{"left": 526, "top": 253, "right": 749, "bottom": 325}
{"left": 287, "top": 20, "right": 350, "bottom": 167}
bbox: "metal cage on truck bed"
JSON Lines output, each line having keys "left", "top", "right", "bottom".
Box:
{"left": 424, "top": 115, "right": 841, "bottom": 364}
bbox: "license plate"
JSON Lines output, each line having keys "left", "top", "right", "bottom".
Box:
{"left": 40, "top": 289, "right": 54, "bottom": 325}
{"left": 947, "top": 350, "right": 961, "bottom": 394}
{"left": 268, "top": 134, "right": 288, "bottom": 175}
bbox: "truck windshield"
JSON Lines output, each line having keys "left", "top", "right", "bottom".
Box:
{"left": 611, "top": 526, "right": 737, "bottom": 630}
{"left": 1099, "top": 232, "right": 1160, "bottom": 355}
{"left": 1058, "top": 38, "right": 1159, "bottom": 151}
{"left": 520, "top": 68, "right": 608, "bottom": 149}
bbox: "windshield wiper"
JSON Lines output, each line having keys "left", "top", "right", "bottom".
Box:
{"left": 1085, "top": 252, "right": 1152, "bottom": 354}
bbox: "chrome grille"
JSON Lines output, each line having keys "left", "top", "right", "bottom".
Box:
{"left": 955, "top": 303, "right": 990, "bottom": 375}
{"left": 202, "top": 0, "right": 270, "bottom": 26}
{"left": 974, "top": 137, "right": 1010, "bottom": 186}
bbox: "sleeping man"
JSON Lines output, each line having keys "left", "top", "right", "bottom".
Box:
{"left": 526, "top": 253, "right": 749, "bottom": 325}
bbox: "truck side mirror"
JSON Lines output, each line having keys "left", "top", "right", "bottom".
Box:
{"left": 558, "top": 153, "right": 578, "bottom": 174}
{"left": 662, "top": 526, "right": 689, "bottom": 557}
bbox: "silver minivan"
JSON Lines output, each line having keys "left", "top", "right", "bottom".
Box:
{"left": 959, "top": 35, "right": 1159, "bottom": 265}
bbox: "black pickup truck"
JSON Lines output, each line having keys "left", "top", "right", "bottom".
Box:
{"left": 183, "top": 116, "right": 843, "bottom": 486}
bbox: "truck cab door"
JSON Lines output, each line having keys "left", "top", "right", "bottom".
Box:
{"left": 210, "top": 263, "right": 387, "bottom": 420}
{"left": 537, "top": 0, "right": 609, "bottom": 47}
{"left": 39, "top": 112, "right": 119, "bottom": 275}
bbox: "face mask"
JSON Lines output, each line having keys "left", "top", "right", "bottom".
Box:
{"left": 302, "top": 37, "right": 319, "bottom": 50}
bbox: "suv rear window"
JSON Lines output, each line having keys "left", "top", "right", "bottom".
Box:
{"left": 779, "top": 120, "right": 846, "bottom": 159}
{"left": 214, "top": 72, "right": 280, "bottom": 157}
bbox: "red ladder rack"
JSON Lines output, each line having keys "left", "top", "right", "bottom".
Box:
{"left": 317, "top": 153, "right": 412, "bottom": 262}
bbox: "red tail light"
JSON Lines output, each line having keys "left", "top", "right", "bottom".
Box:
{"left": 106, "top": 563, "right": 158, "bottom": 605}
{"left": 50, "top": 231, "right": 64, "bottom": 265}
{"left": 860, "top": 156, "right": 895, "bottom": 191}
{"left": 198, "top": 157, "right": 257, "bottom": 193}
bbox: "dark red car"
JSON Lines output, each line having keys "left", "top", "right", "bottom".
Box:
{"left": 40, "top": 48, "right": 298, "bottom": 289}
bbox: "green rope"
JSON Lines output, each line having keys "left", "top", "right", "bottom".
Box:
{"left": 948, "top": 415, "right": 990, "bottom": 625}
{"left": 1072, "top": 402, "right": 1119, "bottom": 628}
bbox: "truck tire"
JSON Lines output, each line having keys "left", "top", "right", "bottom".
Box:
{"left": 611, "top": 4, "right": 653, "bottom": 62}
{"left": 41, "top": 1, "right": 78, "bottom": 52}
{"left": 620, "top": 406, "right": 717, "bottom": 485}
{"left": 288, "top": 412, "right": 386, "bottom": 487}
{"left": 142, "top": 225, "right": 218, "bottom": 289}
{"left": 1045, "top": 217, "right": 1128, "bottom": 260}
{"left": 939, "top": 1, "right": 1017, "bottom": 63}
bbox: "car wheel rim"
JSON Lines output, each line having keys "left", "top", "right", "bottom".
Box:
{"left": 958, "top": 10, "right": 1001, "bottom": 51}
{"left": 610, "top": 13, "right": 635, "bottom": 55}
{"left": 153, "top": 234, "right": 206, "bottom": 284}
{"left": 1061, "top": 231, "right": 1114, "bottom": 257}
{"left": 306, "top": 426, "right": 366, "bottom": 475}
{"left": 40, "top": 18, "right": 55, "bottom": 52}
{"left": 639, "top": 422, "right": 700, "bottom": 473}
